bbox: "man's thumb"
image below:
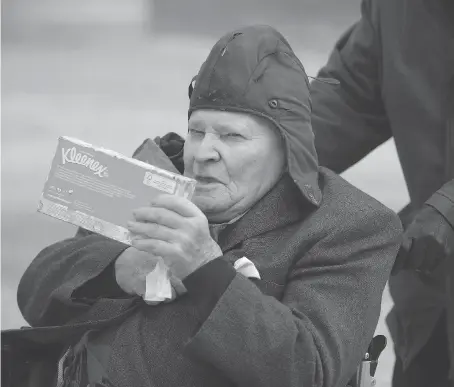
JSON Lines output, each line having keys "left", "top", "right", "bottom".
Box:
{"left": 391, "top": 236, "right": 413, "bottom": 275}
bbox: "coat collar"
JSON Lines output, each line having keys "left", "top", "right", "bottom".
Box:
{"left": 217, "top": 173, "right": 314, "bottom": 252}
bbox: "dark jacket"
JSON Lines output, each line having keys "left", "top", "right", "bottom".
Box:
{"left": 309, "top": 0, "right": 454, "bottom": 368}
{"left": 16, "top": 25, "right": 402, "bottom": 387}
{"left": 17, "top": 167, "right": 401, "bottom": 387}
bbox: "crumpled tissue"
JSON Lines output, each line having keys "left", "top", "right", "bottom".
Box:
{"left": 143, "top": 258, "right": 185, "bottom": 305}
{"left": 143, "top": 256, "right": 260, "bottom": 304}
{"left": 233, "top": 257, "right": 261, "bottom": 279}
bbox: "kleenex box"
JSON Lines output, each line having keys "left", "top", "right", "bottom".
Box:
{"left": 38, "top": 136, "right": 196, "bottom": 244}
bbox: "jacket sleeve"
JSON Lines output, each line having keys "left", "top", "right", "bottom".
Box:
{"left": 182, "top": 206, "right": 402, "bottom": 387}
{"left": 425, "top": 179, "right": 454, "bottom": 228}
{"left": 311, "top": 0, "right": 392, "bottom": 173}
{"left": 17, "top": 233, "right": 130, "bottom": 327}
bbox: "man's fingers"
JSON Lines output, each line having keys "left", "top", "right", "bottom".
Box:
{"left": 149, "top": 194, "right": 203, "bottom": 218}
{"left": 417, "top": 236, "right": 445, "bottom": 274}
{"left": 131, "top": 239, "right": 189, "bottom": 279}
{"left": 127, "top": 221, "right": 177, "bottom": 243}
{"left": 131, "top": 238, "right": 174, "bottom": 258}
{"left": 132, "top": 207, "right": 184, "bottom": 229}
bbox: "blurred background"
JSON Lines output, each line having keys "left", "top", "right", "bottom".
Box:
{"left": 2, "top": 1, "right": 410, "bottom": 385}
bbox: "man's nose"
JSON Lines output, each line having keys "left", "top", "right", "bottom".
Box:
{"left": 194, "top": 133, "right": 221, "bottom": 162}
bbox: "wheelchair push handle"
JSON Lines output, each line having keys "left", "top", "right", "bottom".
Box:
{"left": 364, "top": 334, "right": 387, "bottom": 376}
{"left": 350, "top": 335, "right": 387, "bottom": 387}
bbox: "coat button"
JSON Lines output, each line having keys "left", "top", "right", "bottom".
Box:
{"left": 268, "top": 99, "right": 278, "bottom": 109}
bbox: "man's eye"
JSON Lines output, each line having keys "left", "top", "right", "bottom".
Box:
{"left": 224, "top": 133, "right": 243, "bottom": 139}
{"left": 189, "top": 129, "right": 204, "bottom": 136}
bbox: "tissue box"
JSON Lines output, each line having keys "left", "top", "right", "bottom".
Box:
{"left": 38, "top": 136, "right": 196, "bottom": 244}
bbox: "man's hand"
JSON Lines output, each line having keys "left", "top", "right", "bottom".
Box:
{"left": 127, "top": 194, "right": 223, "bottom": 280}
{"left": 392, "top": 205, "right": 454, "bottom": 275}
{"left": 114, "top": 247, "right": 163, "bottom": 296}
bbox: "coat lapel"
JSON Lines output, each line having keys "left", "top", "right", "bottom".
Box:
{"left": 218, "top": 174, "right": 313, "bottom": 252}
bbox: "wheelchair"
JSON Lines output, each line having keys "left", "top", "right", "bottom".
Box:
{"left": 348, "top": 335, "right": 387, "bottom": 387}
{"left": 2, "top": 330, "right": 387, "bottom": 387}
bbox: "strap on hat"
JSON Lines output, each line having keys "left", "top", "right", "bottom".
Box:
{"left": 308, "top": 76, "right": 340, "bottom": 86}
{"left": 188, "top": 75, "right": 197, "bottom": 98}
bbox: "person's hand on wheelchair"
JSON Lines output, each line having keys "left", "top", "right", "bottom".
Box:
{"left": 392, "top": 203, "right": 454, "bottom": 277}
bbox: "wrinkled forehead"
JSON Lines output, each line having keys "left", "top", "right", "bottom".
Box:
{"left": 189, "top": 109, "right": 278, "bottom": 137}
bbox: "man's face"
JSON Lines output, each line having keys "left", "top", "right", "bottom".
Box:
{"left": 184, "top": 109, "right": 285, "bottom": 223}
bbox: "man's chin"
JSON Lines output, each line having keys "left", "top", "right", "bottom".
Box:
{"left": 193, "top": 184, "right": 218, "bottom": 198}
{"left": 192, "top": 194, "right": 223, "bottom": 214}
{"left": 192, "top": 195, "right": 215, "bottom": 209}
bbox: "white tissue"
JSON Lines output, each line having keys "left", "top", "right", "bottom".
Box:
{"left": 143, "top": 258, "right": 174, "bottom": 304}
{"left": 143, "top": 256, "right": 260, "bottom": 305}
{"left": 234, "top": 257, "right": 261, "bottom": 279}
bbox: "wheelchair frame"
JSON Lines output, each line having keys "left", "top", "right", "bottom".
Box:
{"left": 348, "top": 335, "right": 387, "bottom": 387}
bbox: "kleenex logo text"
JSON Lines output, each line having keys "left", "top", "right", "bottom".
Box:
{"left": 62, "top": 147, "right": 108, "bottom": 177}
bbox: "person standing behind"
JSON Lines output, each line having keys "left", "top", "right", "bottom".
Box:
{"left": 310, "top": 0, "right": 454, "bottom": 386}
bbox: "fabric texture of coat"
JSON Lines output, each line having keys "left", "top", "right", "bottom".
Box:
{"left": 16, "top": 25, "right": 402, "bottom": 387}
{"left": 309, "top": 0, "right": 454, "bottom": 370}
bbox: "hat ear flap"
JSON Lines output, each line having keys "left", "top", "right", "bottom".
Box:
{"left": 188, "top": 76, "right": 197, "bottom": 99}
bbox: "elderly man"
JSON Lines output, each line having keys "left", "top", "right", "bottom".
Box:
{"left": 14, "top": 25, "right": 401, "bottom": 387}
{"left": 309, "top": 0, "right": 454, "bottom": 385}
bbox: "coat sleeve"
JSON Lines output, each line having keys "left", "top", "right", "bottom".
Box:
{"left": 311, "top": 0, "right": 392, "bottom": 173}
{"left": 17, "top": 233, "right": 130, "bottom": 327}
{"left": 425, "top": 179, "right": 454, "bottom": 228}
{"left": 182, "top": 206, "right": 402, "bottom": 387}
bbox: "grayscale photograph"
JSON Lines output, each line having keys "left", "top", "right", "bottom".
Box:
{"left": 2, "top": 1, "right": 453, "bottom": 386}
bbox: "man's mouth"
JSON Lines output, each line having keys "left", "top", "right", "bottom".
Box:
{"left": 195, "top": 176, "right": 220, "bottom": 184}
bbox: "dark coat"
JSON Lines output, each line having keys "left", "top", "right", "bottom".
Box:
{"left": 309, "top": 0, "right": 454, "bottom": 368}
{"left": 15, "top": 25, "right": 401, "bottom": 387}
{"left": 17, "top": 167, "right": 401, "bottom": 387}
